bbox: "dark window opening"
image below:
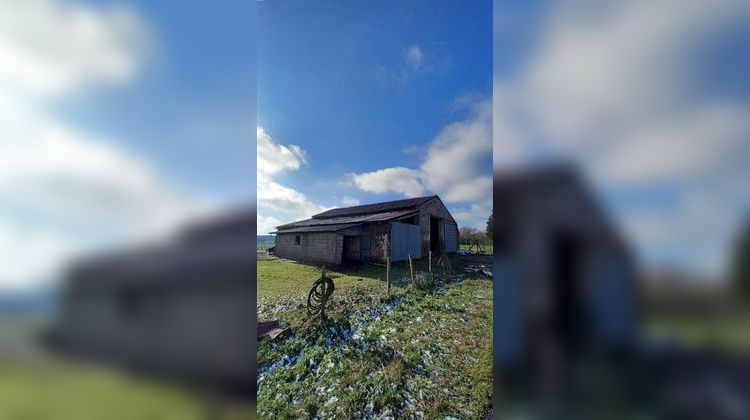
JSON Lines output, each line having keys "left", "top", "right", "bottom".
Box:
{"left": 343, "top": 236, "right": 360, "bottom": 261}
{"left": 430, "top": 217, "right": 440, "bottom": 252}
{"left": 295, "top": 235, "right": 301, "bottom": 245}
{"left": 551, "top": 231, "right": 584, "bottom": 356}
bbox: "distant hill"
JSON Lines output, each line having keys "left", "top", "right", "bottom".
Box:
{"left": 257, "top": 235, "right": 275, "bottom": 244}
{"left": 0, "top": 289, "right": 58, "bottom": 315}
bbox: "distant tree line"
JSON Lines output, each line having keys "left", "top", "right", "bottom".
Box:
{"left": 459, "top": 227, "right": 491, "bottom": 245}
{"left": 458, "top": 212, "right": 493, "bottom": 245}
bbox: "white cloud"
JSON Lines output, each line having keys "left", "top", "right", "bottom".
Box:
{"left": 451, "top": 199, "right": 493, "bottom": 231}
{"left": 352, "top": 97, "right": 492, "bottom": 202}
{"left": 341, "top": 196, "right": 360, "bottom": 207}
{"left": 0, "top": 0, "right": 210, "bottom": 292}
{"left": 0, "top": 105, "right": 212, "bottom": 293}
{"left": 515, "top": 0, "right": 749, "bottom": 152}
{"left": 257, "top": 214, "right": 282, "bottom": 236}
{"left": 375, "top": 43, "right": 430, "bottom": 89}
{"left": 404, "top": 44, "right": 425, "bottom": 70}
{"left": 0, "top": 221, "right": 70, "bottom": 291}
{"left": 420, "top": 98, "right": 492, "bottom": 202}
{"left": 257, "top": 127, "right": 307, "bottom": 177}
{"left": 257, "top": 180, "right": 326, "bottom": 219}
{"left": 0, "top": 0, "right": 152, "bottom": 99}
{"left": 494, "top": 0, "right": 750, "bottom": 277}
{"left": 350, "top": 96, "right": 492, "bottom": 229}
{"left": 256, "top": 127, "right": 329, "bottom": 232}
{"left": 351, "top": 167, "right": 425, "bottom": 197}
{"left": 0, "top": 108, "right": 207, "bottom": 239}
{"left": 591, "top": 105, "right": 750, "bottom": 185}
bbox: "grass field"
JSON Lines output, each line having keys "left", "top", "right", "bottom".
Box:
{"left": 0, "top": 317, "right": 255, "bottom": 420}
{"left": 0, "top": 359, "right": 212, "bottom": 420}
{"left": 643, "top": 311, "right": 750, "bottom": 354}
{"left": 257, "top": 243, "right": 274, "bottom": 252}
{"left": 257, "top": 257, "right": 493, "bottom": 419}
{"left": 459, "top": 243, "right": 494, "bottom": 255}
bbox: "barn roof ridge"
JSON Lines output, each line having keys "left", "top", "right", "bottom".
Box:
{"left": 310, "top": 195, "right": 438, "bottom": 219}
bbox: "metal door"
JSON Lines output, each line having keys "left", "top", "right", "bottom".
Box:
{"left": 360, "top": 236, "right": 371, "bottom": 262}
{"left": 444, "top": 222, "right": 458, "bottom": 252}
{"left": 390, "top": 221, "right": 421, "bottom": 261}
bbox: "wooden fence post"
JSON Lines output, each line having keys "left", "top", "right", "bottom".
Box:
{"left": 386, "top": 257, "right": 391, "bottom": 295}
{"left": 408, "top": 254, "right": 414, "bottom": 284}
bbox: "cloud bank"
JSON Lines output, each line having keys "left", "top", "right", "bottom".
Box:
{"left": 351, "top": 96, "right": 492, "bottom": 229}
{"left": 256, "top": 127, "right": 328, "bottom": 235}
{"left": 0, "top": 0, "right": 205, "bottom": 291}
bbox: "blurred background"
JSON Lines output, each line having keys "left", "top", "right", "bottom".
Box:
{"left": 0, "top": 0, "right": 255, "bottom": 418}
{"left": 2, "top": 0, "right": 749, "bottom": 418}
{"left": 493, "top": 0, "right": 750, "bottom": 418}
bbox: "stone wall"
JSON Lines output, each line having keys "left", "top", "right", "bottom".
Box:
{"left": 362, "top": 223, "right": 390, "bottom": 264}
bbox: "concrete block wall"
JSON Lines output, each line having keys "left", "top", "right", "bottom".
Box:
{"left": 275, "top": 232, "right": 343, "bottom": 264}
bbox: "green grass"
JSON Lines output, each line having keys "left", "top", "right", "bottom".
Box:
{"left": 257, "top": 243, "right": 273, "bottom": 252}
{"left": 257, "top": 257, "right": 493, "bottom": 419}
{"left": 644, "top": 311, "right": 750, "bottom": 354}
{"left": 459, "top": 243, "right": 493, "bottom": 255}
{"left": 0, "top": 317, "right": 254, "bottom": 420}
{"left": 0, "top": 357, "right": 255, "bottom": 420}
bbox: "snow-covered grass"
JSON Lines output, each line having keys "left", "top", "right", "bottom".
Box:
{"left": 257, "top": 258, "right": 493, "bottom": 419}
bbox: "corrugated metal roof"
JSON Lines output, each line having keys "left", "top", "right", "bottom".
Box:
{"left": 311, "top": 195, "right": 436, "bottom": 219}
{"left": 276, "top": 209, "right": 418, "bottom": 232}
{"left": 272, "top": 223, "right": 362, "bottom": 234}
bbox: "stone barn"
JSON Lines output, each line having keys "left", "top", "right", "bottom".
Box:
{"left": 45, "top": 210, "right": 256, "bottom": 390}
{"left": 272, "top": 195, "right": 459, "bottom": 265}
{"left": 493, "top": 166, "right": 637, "bottom": 370}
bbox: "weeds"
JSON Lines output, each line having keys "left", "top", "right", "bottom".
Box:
{"left": 257, "top": 258, "right": 492, "bottom": 419}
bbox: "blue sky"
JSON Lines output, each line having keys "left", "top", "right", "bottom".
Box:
{"left": 66, "top": 0, "right": 257, "bottom": 201}
{"left": 2, "top": 0, "right": 747, "bottom": 292}
{"left": 256, "top": 0, "right": 493, "bottom": 235}
{"left": 0, "top": 0, "right": 255, "bottom": 291}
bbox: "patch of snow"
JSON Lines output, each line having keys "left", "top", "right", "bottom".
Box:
{"left": 257, "top": 352, "right": 300, "bottom": 390}
{"left": 364, "top": 401, "right": 375, "bottom": 416}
